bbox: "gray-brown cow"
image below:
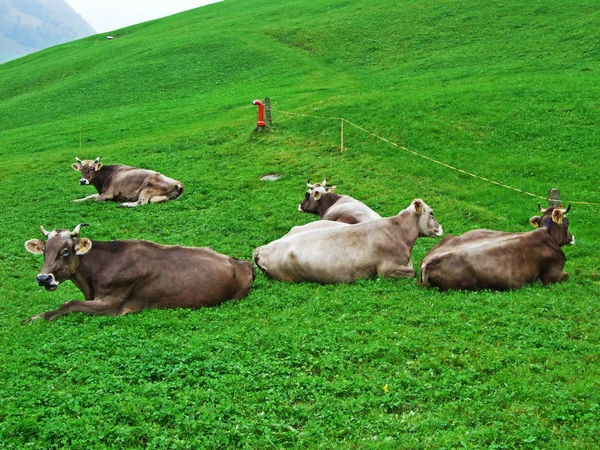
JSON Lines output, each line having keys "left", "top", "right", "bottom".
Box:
{"left": 71, "top": 156, "right": 184, "bottom": 207}
{"left": 298, "top": 180, "right": 381, "bottom": 224}
{"left": 420, "top": 205, "right": 575, "bottom": 291}
{"left": 24, "top": 224, "right": 255, "bottom": 321}
{"left": 281, "top": 220, "right": 350, "bottom": 239}
{"left": 254, "top": 199, "right": 443, "bottom": 284}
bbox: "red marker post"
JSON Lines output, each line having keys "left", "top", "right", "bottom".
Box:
{"left": 253, "top": 99, "right": 266, "bottom": 128}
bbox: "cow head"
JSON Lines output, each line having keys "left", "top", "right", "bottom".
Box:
{"left": 407, "top": 199, "right": 443, "bottom": 237}
{"left": 530, "top": 204, "right": 575, "bottom": 246}
{"left": 25, "top": 224, "right": 92, "bottom": 291}
{"left": 72, "top": 156, "right": 102, "bottom": 185}
{"left": 298, "top": 179, "right": 337, "bottom": 214}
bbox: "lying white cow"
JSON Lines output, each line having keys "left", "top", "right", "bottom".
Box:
{"left": 253, "top": 199, "right": 443, "bottom": 284}
{"left": 281, "top": 220, "right": 350, "bottom": 239}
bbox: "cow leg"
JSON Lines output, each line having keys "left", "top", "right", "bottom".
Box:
{"left": 378, "top": 264, "right": 416, "bottom": 279}
{"left": 117, "top": 191, "right": 158, "bottom": 207}
{"left": 385, "top": 267, "right": 417, "bottom": 279}
{"left": 118, "top": 300, "right": 144, "bottom": 316}
{"left": 117, "top": 196, "right": 149, "bottom": 208}
{"left": 149, "top": 195, "right": 170, "bottom": 204}
{"left": 377, "top": 258, "right": 416, "bottom": 279}
{"left": 118, "top": 197, "right": 167, "bottom": 207}
{"left": 117, "top": 200, "right": 144, "bottom": 208}
{"left": 73, "top": 193, "right": 112, "bottom": 203}
{"left": 26, "top": 296, "right": 126, "bottom": 322}
{"left": 540, "top": 269, "right": 569, "bottom": 285}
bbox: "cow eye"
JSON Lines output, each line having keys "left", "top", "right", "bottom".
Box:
{"left": 60, "top": 248, "right": 69, "bottom": 258}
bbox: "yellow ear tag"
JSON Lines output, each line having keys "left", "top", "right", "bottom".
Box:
{"left": 74, "top": 238, "right": 93, "bottom": 255}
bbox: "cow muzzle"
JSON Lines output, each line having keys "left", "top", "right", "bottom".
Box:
{"left": 36, "top": 273, "right": 59, "bottom": 291}
{"left": 79, "top": 179, "right": 89, "bottom": 185}
{"left": 435, "top": 225, "right": 444, "bottom": 237}
{"left": 298, "top": 203, "right": 303, "bottom": 212}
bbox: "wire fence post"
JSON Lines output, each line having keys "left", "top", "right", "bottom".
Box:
{"left": 548, "top": 188, "right": 560, "bottom": 207}
{"left": 265, "top": 97, "right": 272, "bottom": 126}
{"left": 340, "top": 118, "right": 344, "bottom": 153}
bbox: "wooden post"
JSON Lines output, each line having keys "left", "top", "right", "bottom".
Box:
{"left": 340, "top": 118, "right": 344, "bottom": 153}
{"left": 265, "top": 97, "right": 272, "bottom": 126}
{"left": 548, "top": 188, "right": 560, "bottom": 207}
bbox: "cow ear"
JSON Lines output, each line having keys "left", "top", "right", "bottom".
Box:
{"left": 529, "top": 216, "right": 542, "bottom": 228}
{"left": 74, "top": 238, "right": 92, "bottom": 255}
{"left": 552, "top": 209, "right": 564, "bottom": 225}
{"left": 413, "top": 199, "right": 424, "bottom": 215}
{"left": 326, "top": 186, "right": 336, "bottom": 193}
{"left": 25, "top": 239, "right": 44, "bottom": 254}
{"left": 94, "top": 162, "right": 103, "bottom": 171}
{"left": 313, "top": 190, "right": 322, "bottom": 200}
{"left": 72, "top": 163, "right": 81, "bottom": 172}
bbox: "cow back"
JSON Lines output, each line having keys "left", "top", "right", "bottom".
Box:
{"left": 421, "top": 228, "right": 567, "bottom": 290}
{"left": 76, "top": 240, "right": 254, "bottom": 307}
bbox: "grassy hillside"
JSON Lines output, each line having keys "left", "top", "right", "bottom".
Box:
{"left": 1, "top": 0, "right": 599, "bottom": 447}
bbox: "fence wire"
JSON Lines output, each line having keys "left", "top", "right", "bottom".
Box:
{"left": 273, "top": 108, "right": 598, "bottom": 206}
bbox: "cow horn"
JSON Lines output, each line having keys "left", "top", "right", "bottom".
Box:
{"left": 321, "top": 179, "right": 327, "bottom": 187}
{"left": 71, "top": 223, "right": 89, "bottom": 237}
{"left": 94, "top": 156, "right": 102, "bottom": 163}
{"left": 40, "top": 226, "right": 50, "bottom": 237}
{"left": 538, "top": 203, "right": 549, "bottom": 214}
{"left": 75, "top": 156, "right": 83, "bottom": 163}
{"left": 307, "top": 181, "right": 314, "bottom": 188}
{"left": 563, "top": 204, "right": 571, "bottom": 214}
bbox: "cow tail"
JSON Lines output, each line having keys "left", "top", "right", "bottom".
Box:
{"left": 250, "top": 261, "right": 257, "bottom": 281}
{"left": 420, "top": 262, "right": 430, "bottom": 287}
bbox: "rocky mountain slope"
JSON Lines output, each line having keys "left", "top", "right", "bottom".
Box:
{"left": 0, "top": 0, "right": 94, "bottom": 63}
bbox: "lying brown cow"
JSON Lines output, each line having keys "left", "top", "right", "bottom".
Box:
{"left": 254, "top": 199, "right": 443, "bottom": 284}
{"left": 298, "top": 180, "right": 381, "bottom": 224}
{"left": 420, "top": 205, "right": 575, "bottom": 291}
{"left": 24, "top": 224, "right": 255, "bottom": 321}
{"left": 71, "top": 156, "right": 184, "bottom": 207}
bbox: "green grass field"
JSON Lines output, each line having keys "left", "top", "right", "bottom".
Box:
{"left": 1, "top": 0, "right": 599, "bottom": 447}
